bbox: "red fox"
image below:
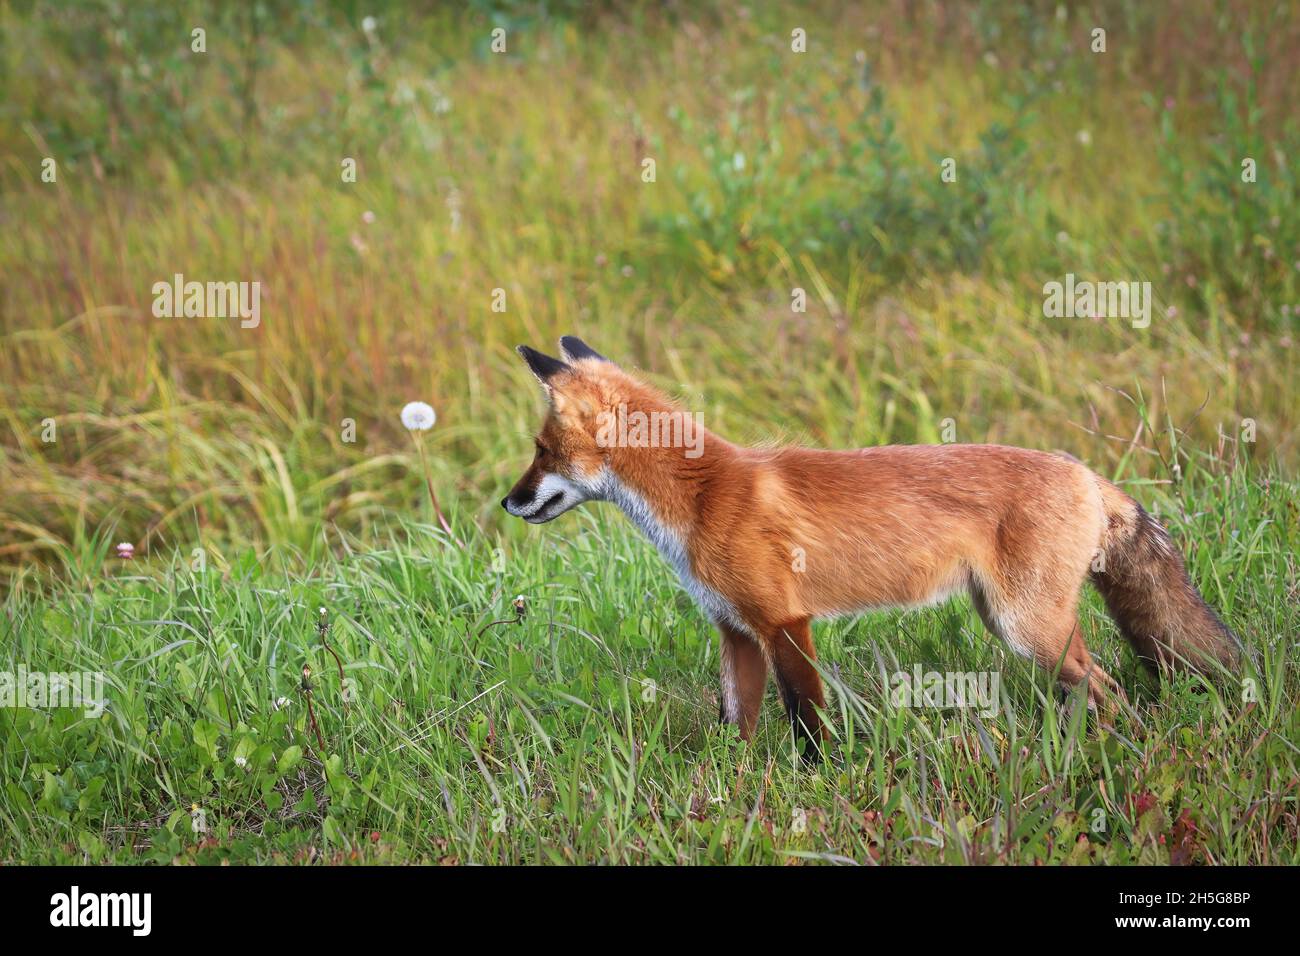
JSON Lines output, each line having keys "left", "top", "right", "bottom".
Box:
{"left": 503, "top": 337, "right": 1241, "bottom": 757}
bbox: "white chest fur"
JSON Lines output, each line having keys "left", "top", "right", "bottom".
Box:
{"left": 593, "top": 470, "right": 747, "bottom": 632}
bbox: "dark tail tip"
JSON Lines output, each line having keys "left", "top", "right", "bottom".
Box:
{"left": 1093, "top": 506, "right": 1241, "bottom": 677}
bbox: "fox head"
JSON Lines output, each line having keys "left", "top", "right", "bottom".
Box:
{"left": 501, "top": 336, "right": 622, "bottom": 523}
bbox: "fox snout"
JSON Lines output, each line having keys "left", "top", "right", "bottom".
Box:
{"left": 503, "top": 441, "right": 561, "bottom": 522}
{"left": 502, "top": 472, "right": 542, "bottom": 518}
{"left": 501, "top": 486, "right": 547, "bottom": 518}
{"left": 502, "top": 469, "right": 591, "bottom": 523}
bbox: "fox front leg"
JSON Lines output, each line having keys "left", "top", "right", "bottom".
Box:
{"left": 768, "top": 618, "right": 827, "bottom": 763}
{"left": 716, "top": 621, "right": 766, "bottom": 741}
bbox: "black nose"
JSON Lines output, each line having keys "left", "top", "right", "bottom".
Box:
{"left": 501, "top": 497, "right": 509, "bottom": 509}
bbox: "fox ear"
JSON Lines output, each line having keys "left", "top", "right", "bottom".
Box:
{"left": 559, "top": 335, "right": 610, "bottom": 364}
{"left": 516, "top": 345, "right": 572, "bottom": 384}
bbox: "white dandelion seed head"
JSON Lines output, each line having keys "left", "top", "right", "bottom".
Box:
{"left": 401, "top": 401, "right": 436, "bottom": 431}
{"left": 362, "top": 16, "right": 377, "bottom": 34}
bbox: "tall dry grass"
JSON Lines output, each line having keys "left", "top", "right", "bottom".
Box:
{"left": 1, "top": 0, "right": 1296, "bottom": 581}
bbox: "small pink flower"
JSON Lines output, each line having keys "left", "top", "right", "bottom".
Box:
{"left": 116, "top": 542, "right": 135, "bottom": 559}
{"left": 362, "top": 210, "right": 376, "bottom": 225}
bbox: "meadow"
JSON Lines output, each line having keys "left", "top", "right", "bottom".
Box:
{"left": 0, "top": 0, "right": 1297, "bottom": 864}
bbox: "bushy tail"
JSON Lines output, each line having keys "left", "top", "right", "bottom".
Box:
{"left": 1092, "top": 484, "right": 1241, "bottom": 675}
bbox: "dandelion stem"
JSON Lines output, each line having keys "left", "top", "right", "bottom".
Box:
{"left": 301, "top": 665, "right": 329, "bottom": 786}
{"left": 413, "top": 434, "right": 459, "bottom": 545}
{"left": 318, "top": 610, "right": 348, "bottom": 713}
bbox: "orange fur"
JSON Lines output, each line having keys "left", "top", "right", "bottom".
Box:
{"left": 505, "top": 339, "right": 1241, "bottom": 759}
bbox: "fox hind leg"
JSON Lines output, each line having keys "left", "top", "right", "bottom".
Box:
{"left": 1057, "top": 615, "right": 1124, "bottom": 714}
{"left": 971, "top": 580, "right": 1121, "bottom": 714}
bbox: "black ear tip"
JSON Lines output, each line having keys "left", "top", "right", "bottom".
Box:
{"left": 517, "top": 344, "right": 571, "bottom": 382}
{"left": 559, "top": 335, "right": 608, "bottom": 362}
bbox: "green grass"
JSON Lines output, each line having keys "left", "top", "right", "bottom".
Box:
{"left": 2, "top": 458, "right": 1296, "bottom": 864}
